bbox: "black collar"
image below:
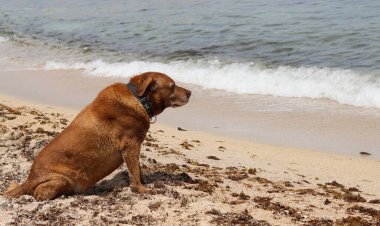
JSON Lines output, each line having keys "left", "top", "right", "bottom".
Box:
{"left": 127, "top": 83, "right": 155, "bottom": 119}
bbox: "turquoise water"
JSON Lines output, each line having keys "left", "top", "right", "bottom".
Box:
{"left": 1, "top": 0, "right": 380, "bottom": 108}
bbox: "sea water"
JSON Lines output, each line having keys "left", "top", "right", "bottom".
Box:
{"left": 1, "top": 0, "right": 380, "bottom": 108}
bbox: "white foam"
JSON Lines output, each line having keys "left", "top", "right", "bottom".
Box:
{"left": 0, "top": 36, "right": 9, "bottom": 42}
{"left": 44, "top": 59, "right": 380, "bottom": 109}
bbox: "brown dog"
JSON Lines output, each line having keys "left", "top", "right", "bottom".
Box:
{"left": 4, "top": 72, "right": 191, "bottom": 200}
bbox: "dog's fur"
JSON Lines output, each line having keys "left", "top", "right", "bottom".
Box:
{"left": 4, "top": 72, "right": 191, "bottom": 200}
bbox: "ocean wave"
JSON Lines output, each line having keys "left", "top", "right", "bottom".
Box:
{"left": 44, "top": 59, "right": 380, "bottom": 109}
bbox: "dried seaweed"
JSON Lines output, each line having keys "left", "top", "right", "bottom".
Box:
{"left": 208, "top": 209, "right": 270, "bottom": 225}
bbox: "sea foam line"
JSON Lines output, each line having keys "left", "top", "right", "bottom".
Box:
{"left": 44, "top": 59, "right": 380, "bottom": 109}
{"left": 0, "top": 36, "right": 9, "bottom": 42}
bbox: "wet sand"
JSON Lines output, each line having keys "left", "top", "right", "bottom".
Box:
{"left": 1, "top": 69, "right": 380, "bottom": 159}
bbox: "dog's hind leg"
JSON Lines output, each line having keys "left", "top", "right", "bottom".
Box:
{"left": 33, "top": 176, "right": 73, "bottom": 201}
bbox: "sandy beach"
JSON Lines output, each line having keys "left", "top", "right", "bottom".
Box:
{"left": 1, "top": 1, "right": 380, "bottom": 225}
{"left": 1, "top": 94, "right": 379, "bottom": 225}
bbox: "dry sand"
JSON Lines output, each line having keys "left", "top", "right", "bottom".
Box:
{"left": 0, "top": 94, "right": 380, "bottom": 225}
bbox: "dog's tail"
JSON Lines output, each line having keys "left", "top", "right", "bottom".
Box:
{"left": 3, "top": 181, "right": 27, "bottom": 198}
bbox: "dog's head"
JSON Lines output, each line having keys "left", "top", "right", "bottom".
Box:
{"left": 129, "top": 72, "right": 191, "bottom": 116}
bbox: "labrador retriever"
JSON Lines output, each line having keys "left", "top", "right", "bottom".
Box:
{"left": 4, "top": 72, "right": 191, "bottom": 200}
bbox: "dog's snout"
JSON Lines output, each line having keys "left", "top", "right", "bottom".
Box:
{"left": 185, "top": 89, "right": 191, "bottom": 98}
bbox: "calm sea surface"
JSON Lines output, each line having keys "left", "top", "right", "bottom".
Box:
{"left": 1, "top": 0, "right": 380, "bottom": 69}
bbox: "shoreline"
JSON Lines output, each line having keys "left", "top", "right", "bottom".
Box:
{"left": 1, "top": 68, "right": 380, "bottom": 159}
{"left": 0, "top": 93, "right": 379, "bottom": 225}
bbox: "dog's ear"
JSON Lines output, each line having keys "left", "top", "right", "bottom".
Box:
{"left": 132, "top": 75, "right": 157, "bottom": 96}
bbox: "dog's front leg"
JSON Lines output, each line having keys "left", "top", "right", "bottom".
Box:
{"left": 122, "top": 145, "right": 151, "bottom": 193}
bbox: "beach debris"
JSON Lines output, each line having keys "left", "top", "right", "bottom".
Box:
{"left": 208, "top": 209, "right": 270, "bottom": 225}
{"left": 6, "top": 131, "right": 24, "bottom": 140}
{"left": 253, "top": 196, "right": 272, "bottom": 209}
{"left": 254, "top": 177, "right": 273, "bottom": 185}
{"left": 304, "top": 218, "right": 333, "bottom": 225}
{"left": 21, "top": 147, "right": 35, "bottom": 162}
{"left": 0, "top": 103, "right": 22, "bottom": 115}
{"left": 180, "top": 141, "right": 194, "bottom": 150}
{"left": 229, "top": 200, "right": 246, "bottom": 205}
{"left": 225, "top": 167, "right": 249, "bottom": 181}
{"left": 347, "top": 187, "right": 360, "bottom": 192}
{"left": 319, "top": 181, "right": 367, "bottom": 203}
{"left": 295, "top": 189, "right": 317, "bottom": 196}
{"left": 297, "top": 173, "right": 306, "bottom": 178}
{"left": 247, "top": 168, "right": 257, "bottom": 175}
{"left": 186, "top": 158, "right": 199, "bottom": 166}
{"left": 143, "top": 133, "right": 160, "bottom": 149}
{"left": 194, "top": 180, "right": 217, "bottom": 194}
{"left": 148, "top": 201, "right": 162, "bottom": 211}
{"left": 35, "top": 127, "right": 57, "bottom": 136}
{"left": 128, "top": 215, "right": 156, "bottom": 225}
{"left": 207, "top": 155, "right": 220, "bottom": 160}
{"left": 342, "top": 193, "right": 366, "bottom": 203}
{"left": 157, "top": 147, "right": 182, "bottom": 156}
{"left": 148, "top": 158, "right": 157, "bottom": 164}
{"left": 180, "top": 197, "right": 189, "bottom": 207}
{"left": 169, "top": 148, "right": 180, "bottom": 155}
{"left": 29, "top": 110, "right": 44, "bottom": 117}
{"left": 59, "top": 118, "right": 68, "bottom": 125}
{"left": 324, "top": 199, "right": 331, "bottom": 205}
{"left": 347, "top": 205, "right": 380, "bottom": 219}
{"left": 359, "top": 151, "right": 371, "bottom": 155}
{"left": 335, "top": 216, "right": 373, "bottom": 225}
{"left": 165, "top": 163, "right": 181, "bottom": 172}
{"left": 369, "top": 199, "right": 380, "bottom": 204}
{"left": 205, "top": 208, "right": 221, "bottom": 215}
{"left": 253, "top": 196, "right": 303, "bottom": 220}
{"left": 144, "top": 141, "right": 159, "bottom": 148}
{"left": 326, "top": 180, "right": 344, "bottom": 188}
{"left": 268, "top": 183, "right": 288, "bottom": 194}
{"left": 218, "top": 146, "right": 226, "bottom": 152}
{"left": 177, "top": 127, "right": 187, "bottom": 131}
{"left": 5, "top": 115, "right": 17, "bottom": 120}
{"left": 238, "top": 191, "right": 250, "bottom": 200}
